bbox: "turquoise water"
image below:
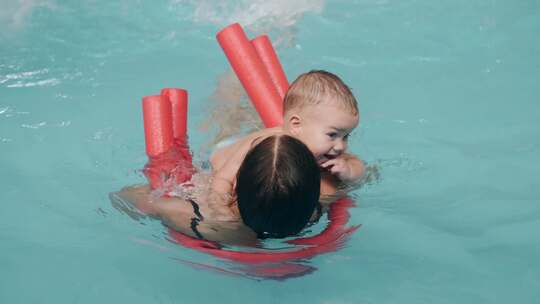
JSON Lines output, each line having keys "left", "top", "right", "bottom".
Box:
{"left": 2, "top": 0, "right": 540, "bottom": 302}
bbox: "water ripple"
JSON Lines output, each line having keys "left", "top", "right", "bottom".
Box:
{"left": 1, "top": 69, "right": 60, "bottom": 88}
{"left": 21, "top": 121, "right": 47, "bottom": 129}
{"left": 7, "top": 78, "right": 60, "bottom": 88}
{"left": 0, "top": 106, "right": 29, "bottom": 118}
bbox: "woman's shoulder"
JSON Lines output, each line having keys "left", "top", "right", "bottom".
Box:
{"left": 210, "top": 127, "right": 284, "bottom": 170}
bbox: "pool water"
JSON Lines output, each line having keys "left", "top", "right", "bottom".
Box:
{"left": 1, "top": 0, "right": 539, "bottom": 303}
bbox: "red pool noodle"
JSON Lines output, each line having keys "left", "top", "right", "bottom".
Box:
{"left": 143, "top": 90, "right": 192, "bottom": 189}
{"left": 251, "top": 35, "right": 289, "bottom": 102}
{"left": 287, "top": 198, "right": 357, "bottom": 246}
{"left": 142, "top": 95, "right": 174, "bottom": 158}
{"left": 168, "top": 198, "right": 358, "bottom": 265}
{"left": 161, "top": 88, "right": 193, "bottom": 185}
{"left": 161, "top": 88, "right": 188, "bottom": 140}
{"left": 216, "top": 23, "right": 283, "bottom": 127}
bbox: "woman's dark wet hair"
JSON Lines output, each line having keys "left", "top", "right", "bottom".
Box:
{"left": 236, "top": 135, "right": 320, "bottom": 238}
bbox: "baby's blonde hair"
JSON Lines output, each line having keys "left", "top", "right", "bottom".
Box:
{"left": 283, "top": 70, "right": 358, "bottom": 116}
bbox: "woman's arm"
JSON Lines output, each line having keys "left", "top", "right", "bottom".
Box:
{"left": 110, "top": 185, "right": 257, "bottom": 245}
{"left": 112, "top": 185, "right": 196, "bottom": 218}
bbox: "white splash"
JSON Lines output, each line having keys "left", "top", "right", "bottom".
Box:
{"left": 0, "top": 0, "right": 57, "bottom": 29}
{"left": 172, "top": 0, "right": 325, "bottom": 46}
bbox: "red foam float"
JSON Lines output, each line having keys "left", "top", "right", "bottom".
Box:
{"left": 143, "top": 89, "right": 191, "bottom": 190}
{"left": 251, "top": 35, "right": 289, "bottom": 102}
{"left": 169, "top": 198, "right": 358, "bottom": 264}
{"left": 168, "top": 197, "right": 359, "bottom": 280}
{"left": 216, "top": 23, "right": 283, "bottom": 127}
{"left": 142, "top": 95, "right": 174, "bottom": 158}
{"left": 161, "top": 88, "right": 188, "bottom": 140}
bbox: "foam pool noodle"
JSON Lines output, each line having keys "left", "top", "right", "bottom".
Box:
{"left": 161, "top": 88, "right": 194, "bottom": 185}
{"left": 216, "top": 23, "right": 283, "bottom": 128}
{"left": 251, "top": 35, "right": 289, "bottom": 102}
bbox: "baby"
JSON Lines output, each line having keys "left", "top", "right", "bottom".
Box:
{"left": 282, "top": 70, "right": 364, "bottom": 182}
{"left": 210, "top": 70, "right": 364, "bottom": 204}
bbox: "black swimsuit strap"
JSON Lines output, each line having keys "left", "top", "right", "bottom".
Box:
{"left": 190, "top": 218, "right": 204, "bottom": 240}
{"left": 188, "top": 198, "right": 204, "bottom": 240}
{"left": 188, "top": 198, "right": 204, "bottom": 220}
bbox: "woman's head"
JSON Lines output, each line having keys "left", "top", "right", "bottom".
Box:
{"left": 236, "top": 134, "right": 320, "bottom": 238}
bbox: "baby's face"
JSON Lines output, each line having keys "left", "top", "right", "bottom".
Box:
{"left": 294, "top": 103, "right": 358, "bottom": 165}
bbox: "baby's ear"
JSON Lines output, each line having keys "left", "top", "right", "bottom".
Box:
{"left": 287, "top": 114, "right": 302, "bottom": 135}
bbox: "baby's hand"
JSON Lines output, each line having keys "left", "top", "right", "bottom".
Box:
{"left": 320, "top": 154, "right": 364, "bottom": 183}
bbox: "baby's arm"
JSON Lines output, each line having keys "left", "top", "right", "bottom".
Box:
{"left": 320, "top": 153, "right": 365, "bottom": 184}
